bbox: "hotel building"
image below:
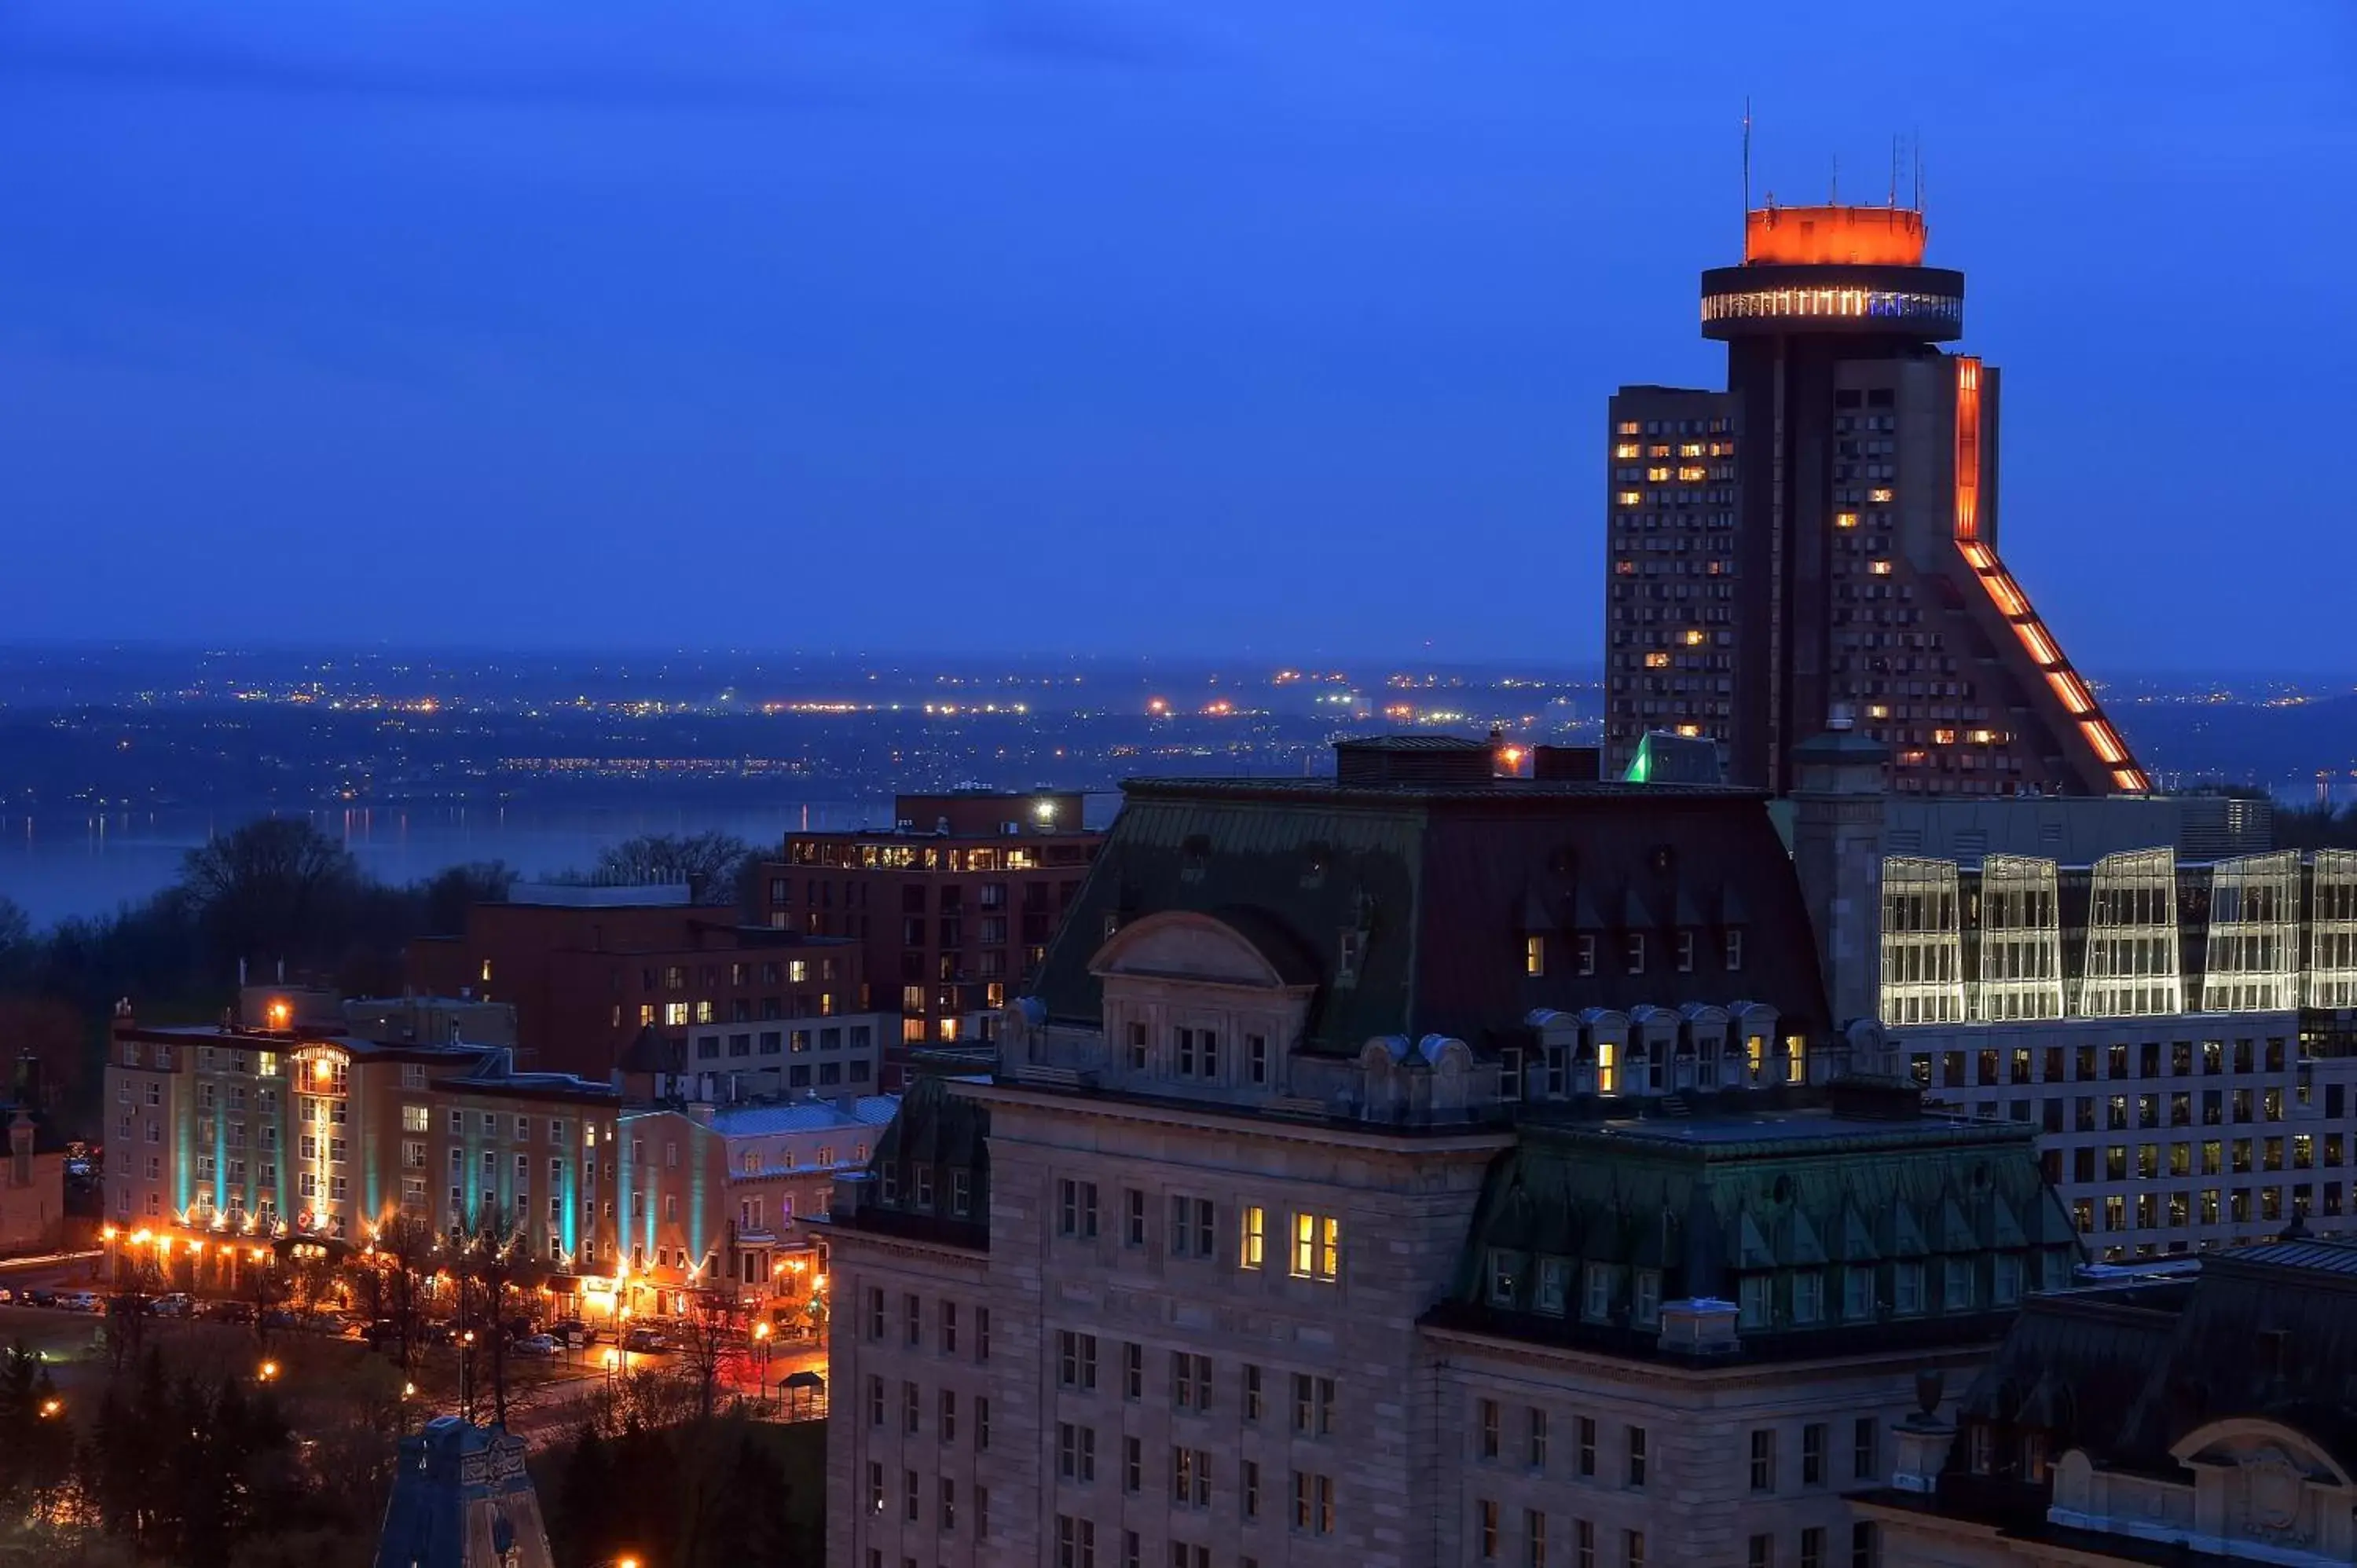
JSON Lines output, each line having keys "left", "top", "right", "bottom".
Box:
{"left": 1607, "top": 202, "right": 2143, "bottom": 797}
{"left": 819, "top": 738, "right": 2075, "bottom": 1568}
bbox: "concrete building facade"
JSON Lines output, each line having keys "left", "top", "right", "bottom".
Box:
{"left": 818, "top": 740, "right": 2077, "bottom": 1568}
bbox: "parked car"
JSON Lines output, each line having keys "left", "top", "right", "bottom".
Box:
{"left": 21, "top": 1290, "right": 57, "bottom": 1309}
{"left": 546, "top": 1317, "right": 598, "bottom": 1346}
{"left": 621, "top": 1326, "right": 670, "bottom": 1354}
{"left": 0, "top": 1286, "right": 14, "bottom": 1305}
{"left": 260, "top": 1308, "right": 301, "bottom": 1331}
{"left": 200, "top": 1299, "right": 256, "bottom": 1324}
{"left": 509, "top": 1334, "right": 559, "bottom": 1358}
{"left": 152, "top": 1293, "right": 193, "bottom": 1317}
{"left": 59, "top": 1291, "right": 104, "bottom": 1313}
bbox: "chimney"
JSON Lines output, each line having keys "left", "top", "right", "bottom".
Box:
{"left": 1787, "top": 729, "right": 1889, "bottom": 1031}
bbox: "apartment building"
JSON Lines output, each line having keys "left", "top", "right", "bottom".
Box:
{"left": 761, "top": 790, "right": 1104, "bottom": 1083}
{"left": 818, "top": 738, "right": 2073, "bottom": 1568}
{"left": 407, "top": 882, "right": 867, "bottom": 1079}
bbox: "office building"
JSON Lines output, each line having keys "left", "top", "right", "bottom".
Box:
{"left": 1872, "top": 808, "right": 2357, "bottom": 1258}
{"left": 1863, "top": 1236, "right": 2357, "bottom": 1566}
{"left": 1607, "top": 200, "right": 2144, "bottom": 797}
{"left": 761, "top": 790, "right": 1104, "bottom": 1084}
{"left": 818, "top": 738, "right": 2073, "bottom": 1568}
{"left": 407, "top": 882, "right": 868, "bottom": 1080}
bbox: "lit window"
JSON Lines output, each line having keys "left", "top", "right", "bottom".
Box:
{"left": 1644, "top": 653, "right": 1670, "bottom": 669}
{"left": 1677, "top": 465, "right": 1707, "bottom": 482}
{"left": 1866, "top": 705, "right": 1890, "bottom": 720}
{"left": 1868, "top": 488, "right": 1893, "bottom": 503}
{"left": 1597, "top": 1040, "right": 1618, "bottom": 1094}
{"left": 1868, "top": 559, "right": 1892, "bottom": 576}
{"left": 1524, "top": 936, "right": 1545, "bottom": 977}
{"left": 1615, "top": 491, "right": 1642, "bottom": 508}
{"left": 1835, "top": 511, "right": 1859, "bottom": 529}
{"left": 1786, "top": 1035, "right": 1807, "bottom": 1085}
{"left": 1612, "top": 442, "right": 1640, "bottom": 459}
{"left": 1241, "top": 1206, "right": 1265, "bottom": 1270}
{"left": 1290, "top": 1214, "right": 1340, "bottom": 1281}
{"left": 1683, "top": 629, "right": 1706, "bottom": 647}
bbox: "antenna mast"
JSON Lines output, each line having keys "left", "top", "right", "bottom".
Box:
{"left": 1742, "top": 97, "right": 1752, "bottom": 223}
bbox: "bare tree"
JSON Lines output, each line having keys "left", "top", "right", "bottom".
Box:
{"left": 247, "top": 1254, "right": 291, "bottom": 1348}
{"left": 676, "top": 1289, "right": 749, "bottom": 1424}
{"left": 375, "top": 1213, "right": 438, "bottom": 1377}
{"left": 104, "top": 1251, "right": 164, "bottom": 1375}
{"left": 455, "top": 1204, "right": 544, "bottom": 1428}
{"left": 178, "top": 818, "right": 361, "bottom": 971}
{"left": 583, "top": 832, "right": 753, "bottom": 903}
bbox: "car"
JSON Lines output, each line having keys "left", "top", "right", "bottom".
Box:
{"left": 200, "top": 1299, "right": 256, "bottom": 1324}
{"left": 59, "top": 1291, "right": 104, "bottom": 1313}
{"left": 621, "top": 1326, "right": 670, "bottom": 1354}
{"left": 509, "top": 1334, "right": 559, "bottom": 1358}
{"left": 22, "top": 1290, "right": 57, "bottom": 1309}
{"left": 151, "top": 1293, "right": 193, "bottom": 1317}
{"left": 546, "top": 1317, "right": 598, "bottom": 1346}
{"left": 260, "top": 1308, "right": 300, "bottom": 1330}
{"left": 0, "top": 1287, "right": 13, "bottom": 1305}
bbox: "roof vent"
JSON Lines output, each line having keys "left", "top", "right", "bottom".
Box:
{"left": 1333, "top": 736, "right": 1494, "bottom": 786}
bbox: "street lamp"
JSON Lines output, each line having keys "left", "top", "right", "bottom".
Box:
{"left": 751, "top": 1321, "right": 772, "bottom": 1407}
{"left": 38, "top": 1398, "right": 61, "bottom": 1419}
{"left": 258, "top": 1361, "right": 279, "bottom": 1383}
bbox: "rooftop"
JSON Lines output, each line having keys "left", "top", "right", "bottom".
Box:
{"left": 707, "top": 1094, "right": 900, "bottom": 1138}
{"left": 503, "top": 881, "right": 697, "bottom": 907}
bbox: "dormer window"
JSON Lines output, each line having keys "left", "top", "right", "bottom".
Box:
{"left": 1578, "top": 936, "right": 1597, "bottom": 976}
{"left": 1625, "top": 934, "right": 1645, "bottom": 974}
{"left": 1524, "top": 936, "right": 1545, "bottom": 977}
{"left": 1675, "top": 931, "right": 1695, "bottom": 973}
{"left": 1967, "top": 1423, "right": 1995, "bottom": 1475}
{"left": 1582, "top": 1264, "right": 1616, "bottom": 1323}
{"left": 1736, "top": 1274, "right": 1769, "bottom": 1328}
{"left": 1534, "top": 1258, "right": 1569, "bottom": 1316}
{"left": 1247, "top": 1035, "right": 1270, "bottom": 1086}
{"left": 1725, "top": 929, "right": 1745, "bottom": 971}
{"left": 1125, "top": 1022, "right": 1148, "bottom": 1072}
{"left": 1339, "top": 930, "right": 1365, "bottom": 980}
{"left": 951, "top": 1170, "right": 972, "bottom": 1218}
{"left": 1785, "top": 1034, "right": 1808, "bottom": 1086}
{"left": 1633, "top": 1269, "right": 1662, "bottom": 1328}
{"left": 1597, "top": 1039, "right": 1620, "bottom": 1095}
{"left": 881, "top": 1165, "right": 900, "bottom": 1205}
{"left": 1487, "top": 1250, "right": 1521, "bottom": 1306}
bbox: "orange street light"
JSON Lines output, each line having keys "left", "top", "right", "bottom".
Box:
{"left": 258, "top": 1361, "right": 280, "bottom": 1382}
{"left": 38, "top": 1398, "right": 61, "bottom": 1419}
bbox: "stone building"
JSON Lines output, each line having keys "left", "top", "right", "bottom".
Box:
{"left": 1862, "top": 1233, "right": 2357, "bottom": 1564}
{"left": 818, "top": 738, "right": 2075, "bottom": 1568}
{"left": 0, "top": 1061, "right": 68, "bottom": 1253}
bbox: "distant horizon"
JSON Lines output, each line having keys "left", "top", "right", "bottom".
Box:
{"left": 5, "top": 639, "right": 2357, "bottom": 691}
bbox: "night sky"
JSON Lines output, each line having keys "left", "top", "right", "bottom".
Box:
{"left": 4, "top": 2, "right": 2352, "bottom": 669}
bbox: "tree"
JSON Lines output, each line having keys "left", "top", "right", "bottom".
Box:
{"left": 177, "top": 818, "right": 361, "bottom": 976}
{"left": 586, "top": 832, "right": 754, "bottom": 903}
{"left": 455, "top": 1203, "right": 543, "bottom": 1428}
{"left": 416, "top": 860, "right": 516, "bottom": 936}
{"left": 374, "top": 1212, "right": 438, "bottom": 1377}
{"left": 676, "top": 1289, "right": 750, "bottom": 1425}
{"left": 103, "top": 1252, "right": 164, "bottom": 1375}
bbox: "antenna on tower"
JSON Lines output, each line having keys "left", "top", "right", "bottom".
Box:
{"left": 1742, "top": 96, "right": 1753, "bottom": 221}
{"left": 1830, "top": 152, "right": 1838, "bottom": 203}
{"left": 1912, "top": 132, "right": 1923, "bottom": 213}
{"left": 1889, "top": 134, "right": 1900, "bottom": 207}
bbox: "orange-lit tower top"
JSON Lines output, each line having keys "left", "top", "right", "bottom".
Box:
{"left": 1742, "top": 203, "right": 1926, "bottom": 267}
{"left": 1702, "top": 201, "right": 1962, "bottom": 343}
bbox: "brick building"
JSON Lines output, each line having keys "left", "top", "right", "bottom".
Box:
{"left": 816, "top": 738, "right": 2076, "bottom": 1567}
{"left": 1, "top": 1058, "right": 68, "bottom": 1254}
{"left": 760, "top": 791, "right": 1103, "bottom": 1085}
{"left": 407, "top": 883, "right": 868, "bottom": 1081}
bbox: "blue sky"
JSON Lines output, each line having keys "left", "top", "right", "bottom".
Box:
{"left": 3, "top": 1, "right": 2352, "bottom": 670}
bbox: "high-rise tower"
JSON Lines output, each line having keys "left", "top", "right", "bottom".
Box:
{"left": 1605, "top": 200, "right": 2146, "bottom": 797}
